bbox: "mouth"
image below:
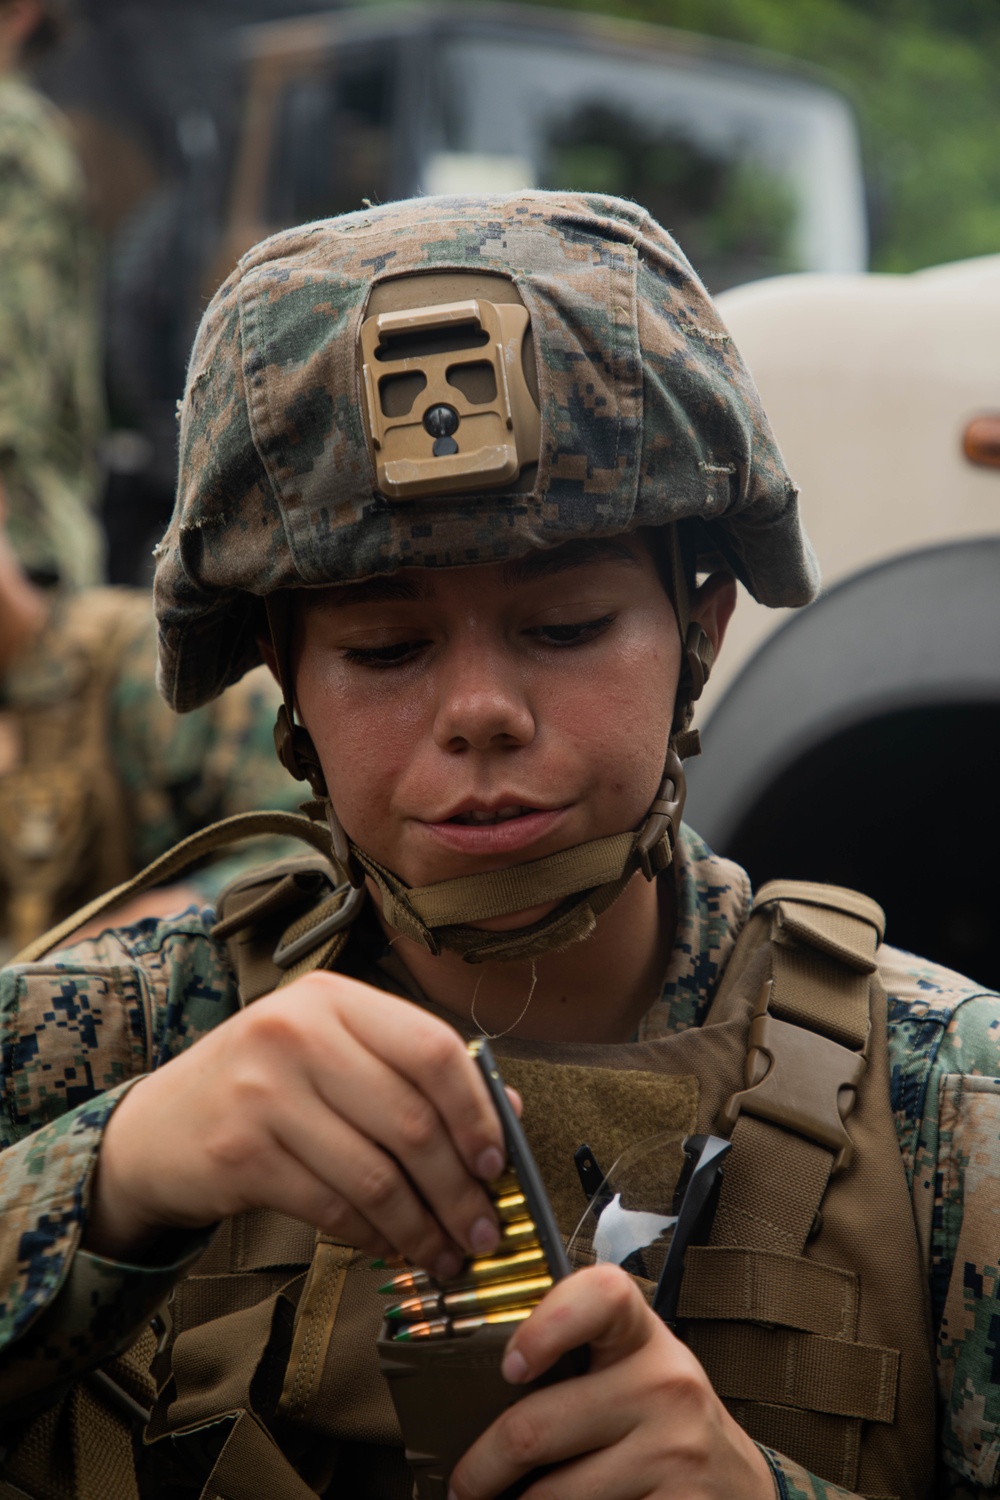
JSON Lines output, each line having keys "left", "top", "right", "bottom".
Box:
{"left": 421, "top": 802, "right": 570, "bottom": 858}
{"left": 446, "top": 805, "right": 538, "bottom": 826}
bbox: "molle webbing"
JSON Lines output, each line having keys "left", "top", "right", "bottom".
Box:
{"left": 681, "top": 882, "right": 935, "bottom": 1499}
{"left": 8, "top": 858, "right": 936, "bottom": 1500}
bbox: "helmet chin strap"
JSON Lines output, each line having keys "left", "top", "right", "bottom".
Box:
{"left": 265, "top": 526, "right": 713, "bottom": 965}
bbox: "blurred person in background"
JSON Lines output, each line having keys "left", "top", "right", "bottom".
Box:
{"left": 0, "top": 496, "right": 305, "bottom": 958}
{"left": 0, "top": 0, "right": 105, "bottom": 589}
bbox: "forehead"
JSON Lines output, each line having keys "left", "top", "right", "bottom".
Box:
{"left": 297, "top": 537, "right": 656, "bottom": 613}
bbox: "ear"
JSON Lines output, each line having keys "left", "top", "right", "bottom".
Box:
{"left": 690, "top": 571, "right": 737, "bottom": 661}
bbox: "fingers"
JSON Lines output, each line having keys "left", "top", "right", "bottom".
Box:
{"left": 249, "top": 980, "right": 504, "bottom": 1260}
{"left": 451, "top": 1268, "right": 775, "bottom": 1500}
{"left": 267, "top": 1088, "right": 474, "bottom": 1277}
{"left": 502, "top": 1265, "right": 653, "bottom": 1384}
{"left": 451, "top": 1364, "right": 638, "bottom": 1500}
{"left": 334, "top": 981, "right": 507, "bottom": 1177}
{"left": 89, "top": 972, "right": 512, "bottom": 1269}
{"left": 303, "top": 1014, "right": 500, "bottom": 1256}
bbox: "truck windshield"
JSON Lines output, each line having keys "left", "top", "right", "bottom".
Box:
{"left": 264, "top": 17, "right": 865, "bottom": 292}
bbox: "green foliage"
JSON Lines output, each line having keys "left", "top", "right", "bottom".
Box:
{"left": 504, "top": 0, "right": 1000, "bottom": 272}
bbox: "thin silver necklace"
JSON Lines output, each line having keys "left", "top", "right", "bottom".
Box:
{"left": 471, "top": 960, "right": 538, "bottom": 1040}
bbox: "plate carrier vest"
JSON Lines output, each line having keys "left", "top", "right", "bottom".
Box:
{"left": 4, "top": 813, "right": 936, "bottom": 1500}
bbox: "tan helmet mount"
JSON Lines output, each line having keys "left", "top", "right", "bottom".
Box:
{"left": 360, "top": 298, "right": 540, "bottom": 499}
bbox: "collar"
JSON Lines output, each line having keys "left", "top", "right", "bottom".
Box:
{"left": 637, "top": 824, "right": 751, "bottom": 1040}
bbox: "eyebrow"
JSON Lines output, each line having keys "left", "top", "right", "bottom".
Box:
{"left": 308, "top": 537, "right": 640, "bottom": 610}
{"left": 499, "top": 538, "right": 640, "bottom": 587}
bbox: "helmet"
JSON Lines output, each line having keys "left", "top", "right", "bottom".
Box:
{"left": 157, "top": 191, "right": 817, "bottom": 962}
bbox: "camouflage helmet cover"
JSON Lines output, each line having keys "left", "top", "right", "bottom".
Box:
{"left": 156, "top": 191, "right": 818, "bottom": 712}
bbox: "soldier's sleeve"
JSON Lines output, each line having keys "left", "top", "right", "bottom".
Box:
{"left": 751, "top": 949, "right": 1000, "bottom": 1500}
{"left": 109, "top": 619, "right": 304, "bottom": 901}
{"left": 881, "top": 947, "right": 1000, "bottom": 1496}
{"left": 0, "top": 912, "right": 239, "bottom": 1414}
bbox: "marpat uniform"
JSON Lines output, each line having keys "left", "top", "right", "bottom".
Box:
{"left": 0, "top": 586, "right": 305, "bottom": 956}
{"left": 0, "top": 68, "right": 104, "bottom": 588}
{"left": 0, "top": 194, "right": 995, "bottom": 1500}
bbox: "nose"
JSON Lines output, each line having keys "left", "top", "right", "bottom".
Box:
{"left": 431, "top": 639, "right": 535, "bottom": 753}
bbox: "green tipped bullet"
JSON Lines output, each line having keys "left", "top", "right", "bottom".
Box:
{"left": 442, "top": 1274, "right": 552, "bottom": 1315}
{"left": 392, "top": 1305, "right": 535, "bottom": 1342}
{"left": 378, "top": 1267, "right": 433, "bottom": 1296}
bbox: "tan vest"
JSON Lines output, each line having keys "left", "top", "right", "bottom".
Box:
{"left": 0, "top": 589, "right": 146, "bottom": 954}
{"left": 3, "top": 853, "right": 937, "bottom": 1500}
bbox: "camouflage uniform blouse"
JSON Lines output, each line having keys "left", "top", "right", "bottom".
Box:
{"left": 0, "top": 73, "right": 105, "bottom": 589}
{"left": 0, "top": 826, "right": 995, "bottom": 1499}
{"left": 0, "top": 587, "right": 304, "bottom": 958}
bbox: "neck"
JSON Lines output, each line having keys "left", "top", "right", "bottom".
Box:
{"left": 378, "top": 872, "right": 675, "bottom": 1045}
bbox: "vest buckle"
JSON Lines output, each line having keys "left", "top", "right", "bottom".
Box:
{"left": 718, "top": 1008, "right": 868, "bottom": 1174}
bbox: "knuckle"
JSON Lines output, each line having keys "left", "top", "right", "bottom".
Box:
{"left": 355, "top": 1157, "right": 403, "bottom": 1213}
{"left": 315, "top": 1196, "right": 356, "bottom": 1238}
{"left": 589, "top": 1262, "right": 635, "bottom": 1313}
{"left": 498, "top": 1404, "right": 546, "bottom": 1467}
{"left": 414, "top": 1024, "right": 462, "bottom": 1080}
{"left": 204, "top": 1122, "right": 267, "bottom": 1176}
{"left": 394, "top": 1092, "right": 438, "bottom": 1154}
{"left": 242, "top": 1003, "right": 303, "bottom": 1053}
{"left": 228, "top": 1060, "right": 279, "bottom": 1114}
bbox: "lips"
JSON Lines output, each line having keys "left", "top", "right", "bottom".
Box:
{"left": 447, "top": 805, "right": 536, "bottom": 826}
{"left": 421, "top": 801, "right": 569, "bottom": 857}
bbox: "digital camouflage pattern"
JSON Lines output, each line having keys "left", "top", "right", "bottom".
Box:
{"left": 157, "top": 192, "right": 819, "bottom": 711}
{"left": 0, "top": 73, "right": 104, "bottom": 588}
{"left": 0, "top": 585, "right": 303, "bottom": 957}
{"left": 0, "top": 828, "right": 997, "bottom": 1497}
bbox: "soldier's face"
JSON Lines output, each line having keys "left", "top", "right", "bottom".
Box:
{"left": 292, "top": 535, "right": 731, "bottom": 905}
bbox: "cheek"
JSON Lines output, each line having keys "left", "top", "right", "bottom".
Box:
{"left": 556, "top": 625, "right": 679, "bottom": 817}
{"left": 294, "top": 658, "right": 429, "bottom": 827}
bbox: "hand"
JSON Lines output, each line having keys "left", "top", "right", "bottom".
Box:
{"left": 450, "top": 1264, "right": 776, "bottom": 1500}
{"left": 85, "top": 974, "right": 507, "bottom": 1277}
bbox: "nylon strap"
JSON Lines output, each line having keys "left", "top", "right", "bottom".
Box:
{"left": 393, "top": 832, "right": 636, "bottom": 926}
{"left": 725, "top": 1402, "right": 865, "bottom": 1497}
{"left": 278, "top": 1238, "right": 352, "bottom": 1424}
{"left": 694, "top": 1323, "right": 899, "bottom": 1423}
{"left": 677, "top": 1246, "right": 858, "bottom": 1339}
{"left": 691, "top": 883, "right": 894, "bottom": 1493}
{"left": 200, "top": 1411, "right": 319, "bottom": 1500}
{"left": 352, "top": 827, "right": 670, "bottom": 965}
{"left": 12, "top": 811, "right": 334, "bottom": 964}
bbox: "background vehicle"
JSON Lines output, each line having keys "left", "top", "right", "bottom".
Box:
{"left": 38, "top": 1, "right": 867, "bottom": 579}
{"left": 686, "top": 257, "right": 1000, "bottom": 987}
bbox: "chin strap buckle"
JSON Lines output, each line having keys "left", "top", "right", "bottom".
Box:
{"left": 636, "top": 746, "right": 686, "bottom": 881}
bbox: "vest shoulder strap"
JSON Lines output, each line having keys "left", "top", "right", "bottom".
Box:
{"left": 690, "top": 878, "right": 934, "bottom": 1498}
{"left": 12, "top": 811, "right": 340, "bottom": 965}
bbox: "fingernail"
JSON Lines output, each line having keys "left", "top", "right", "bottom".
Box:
{"left": 468, "top": 1215, "right": 499, "bottom": 1254}
{"left": 476, "top": 1145, "right": 505, "bottom": 1180}
{"left": 435, "top": 1248, "right": 463, "bottom": 1281}
{"left": 502, "top": 1348, "right": 529, "bottom": 1383}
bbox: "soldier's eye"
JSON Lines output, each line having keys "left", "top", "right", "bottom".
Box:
{"left": 528, "top": 614, "right": 615, "bottom": 647}
{"left": 341, "top": 640, "right": 429, "bottom": 668}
